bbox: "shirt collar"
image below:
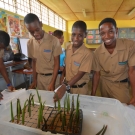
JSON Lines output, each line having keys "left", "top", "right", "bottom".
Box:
{"left": 32, "top": 31, "right": 48, "bottom": 44}
{"left": 100, "top": 38, "right": 126, "bottom": 53}
{"left": 68, "top": 43, "right": 86, "bottom": 54}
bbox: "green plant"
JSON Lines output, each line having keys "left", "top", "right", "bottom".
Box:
{"left": 31, "top": 95, "right": 35, "bottom": 107}
{"left": 17, "top": 99, "right": 21, "bottom": 123}
{"left": 28, "top": 95, "right": 31, "bottom": 117}
{"left": 50, "top": 110, "right": 62, "bottom": 128}
{"left": 22, "top": 99, "right": 28, "bottom": 125}
{"left": 36, "top": 88, "right": 41, "bottom": 103}
{"left": 68, "top": 110, "right": 74, "bottom": 131}
{"left": 37, "top": 101, "right": 46, "bottom": 128}
{"left": 10, "top": 101, "right": 14, "bottom": 122}
{"left": 61, "top": 115, "right": 65, "bottom": 131}
{"left": 58, "top": 99, "right": 61, "bottom": 111}
{"left": 38, "top": 103, "right": 42, "bottom": 128}
{"left": 75, "top": 94, "right": 80, "bottom": 123}
{"left": 67, "top": 93, "right": 70, "bottom": 114}
{"left": 71, "top": 95, "right": 74, "bottom": 112}
{"left": 96, "top": 125, "right": 108, "bottom": 135}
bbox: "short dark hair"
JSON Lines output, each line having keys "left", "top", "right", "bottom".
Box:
{"left": 53, "top": 30, "right": 63, "bottom": 38}
{"left": 72, "top": 20, "right": 87, "bottom": 32}
{"left": 0, "top": 30, "right": 10, "bottom": 47}
{"left": 24, "top": 13, "right": 40, "bottom": 24}
{"left": 99, "top": 18, "right": 117, "bottom": 30}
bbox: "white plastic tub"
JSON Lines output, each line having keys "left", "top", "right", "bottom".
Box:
{"left": 0, "top": 89, "right": 134, "bottom": 135}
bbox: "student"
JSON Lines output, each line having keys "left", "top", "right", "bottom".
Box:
{"left": 91, "top": 18, "right": 135, "bottom": 105}
{"left": 53, "top": 30, "right": 65, "bottom": 75}
{"left": 0, "top": 31, "right": 14, "bottom": 91}
{"left": 24, "top": 13, "right": 62, "bottom": 91}
{"left": 54, "top": 20, "right": 93, "bottom": 101}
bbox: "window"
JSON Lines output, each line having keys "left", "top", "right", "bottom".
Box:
{"left": 59, "top": 17, "right": 63, "bottom": 30}
{"left": 31, "top": 0, "right": 41, "bottom": 21}
{"left": 63, "top": 19, "right": 66, "bottom": 31}
{"left": 54, "top": 14, "right": 59, "bottom": 29}
{"left": 41, "top": 4, "right": 48, "bottom": 25}
{"left": 0, "top": 0, "right": 66, "bottom": 31}
{"left": 16, "top": 0, "right": 30, "bottom": 16}
{"left": 49, "top": 9, "right": 54, "bottom": 27}
{"left": 0, "top": 0, "right": 15, "bottom": 13}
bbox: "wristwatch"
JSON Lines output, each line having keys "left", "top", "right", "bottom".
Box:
{"left": 63, "top": 83, "right": 70, "bottom": 93}
{"left": 7, "top": 83, "right": 12, "bottom": 87}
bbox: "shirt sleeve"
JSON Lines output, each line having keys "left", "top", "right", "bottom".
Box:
{"left": 0, "top": 49, "right": 4, "bottom": 58}
{"left": 27, "top": 39, "right": 34, "bottom": 59}
{"left": 91, "top": 52, "right": 101, "bottom": 71}
{"left": 53, "top": 38, "right": 62, "bottom": 57}
{"left": 79, "top": 51, "right": 93, "bottom": 73}
{"left": 128, "top": 41, "right": 135, "bottom": 67}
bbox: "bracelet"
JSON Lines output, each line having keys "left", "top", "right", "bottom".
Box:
{"left": 7, "top": 83, "right": 12, "bottom": 87}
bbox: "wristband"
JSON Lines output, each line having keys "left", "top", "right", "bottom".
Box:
{"left": 7, "top": 83, "right": 12, "bottom": 87}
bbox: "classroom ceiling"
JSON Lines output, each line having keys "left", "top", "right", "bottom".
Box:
{"left": 38, "top": 0, "right": 135, "bottom": 21}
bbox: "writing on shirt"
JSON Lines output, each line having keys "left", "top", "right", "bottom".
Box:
{"left": 74, "top": 61, "right": 80, "bottom": 66}
{"left": 118, "top": 60, "right": 128, "bottom": 65}
{"left": 44, "top": 49, "right": 51, "bottom": 53}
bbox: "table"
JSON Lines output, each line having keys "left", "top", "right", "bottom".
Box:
{"left": 4, "top": 60, "right": 27, "bottom": 86}
{"left": 0, "top": 89, "right": 135, "bottom": 135}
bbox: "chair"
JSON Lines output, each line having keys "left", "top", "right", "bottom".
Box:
{"left": 12, "top": 68, "right": 33, "bottom": 89}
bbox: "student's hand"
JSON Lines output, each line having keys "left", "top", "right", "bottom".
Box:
{"left": 60, "top": 66, "right": 64, "bottom": 71}
{"left": 48, "top": 82, "right": 55, "bottom": 91}
{"left": 128, "top": 96, "right": 135, "bottom": 106}
{"left": 53, "top": 85, "right": 66, "bottom": 102}
{"left": 0, "top": 92, "right": 3, "bottom": 100}
{"left": 91, "top": 91, "right": 96, "bottom": 96}
{"left": 29, "top": 81, "right": 37, "bottom": 89}
{"left": 8, "top": 86, "right": 15, "bottom": 91}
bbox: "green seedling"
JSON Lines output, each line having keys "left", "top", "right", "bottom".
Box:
{"left": 36, "top": 88, "right": 41, "bottom": 103}
{"left": 75, "top": 94, "right": 80, "bottom": 122}
{"left": 31, "top": 95, "right": 35, "bottom": 106}
{"left": 38, "top": 103, "right": 42, "bottom": 128}
{"left": 50, "top": 110, "right": 62, "bottom": 128}
{"left": 61, "top": 115, "right": 65, "bottom": 131}
{"left": 28, "top": 95, "right": 31, "bottom": 117}
{"left": 71, "top": 95, "right": 74, "bottom": 112}
{"left": 96, "top": 125, "right": 108, "bottom": 135}
{"left": 10, "top": 101, "right": 14, "bottom": 122}
{"left": 22, "top": 99, "right": 28, "bottom": 125}
{"left": 67, "top": 94, "right": 70, "bottom": 114}
{"left": 101, "top": 125, "right": 107, "bottom": 135}
{"left": 17, "top": 99, "right": 21, "bottom": 123}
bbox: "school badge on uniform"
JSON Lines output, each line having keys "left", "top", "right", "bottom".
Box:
{"left": 74, "top": 61, "right": 80, "bottom": 66}
{"left": 118, "top": 60, "right": 128, "bottom": 65}
{"left": 44, "top": 49, "right": 51, "bottom": 52}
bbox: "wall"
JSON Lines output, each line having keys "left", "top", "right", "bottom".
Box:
{"left": 42, "top": 24, "right": 68, "bottom": 48}
{"left": 67, "top": 20, "right": 135, "bottom": 48}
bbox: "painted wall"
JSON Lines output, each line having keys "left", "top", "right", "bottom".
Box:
{"left": 42, "top": 24, "right": 68, "bottom": 48}
{"left": 67, "top": 20, "right": 135, "bottom": 48}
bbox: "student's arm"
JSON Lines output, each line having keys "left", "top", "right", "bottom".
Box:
{"left": 53, "top": 71, "right": 85, "bottom": 101}
{"left": 29, "top": 59, "right": 37, "bottom": 89}
{"left": 128, "top": 66, "right": 135, "bottom": 105}
{"left": 48, "top": 55, "right": 60, "bottom": 91}
{"left": 0, "top": 58, "right": 14, "bottom": 91}
{"left": 91, "top": 71, "right": 100, "bottom": 96}
{"left": 60, "top": 67, "right": 66, "bottom": 84}
{"left": 0, "top": 92, "right": 3, "bottom": 100}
